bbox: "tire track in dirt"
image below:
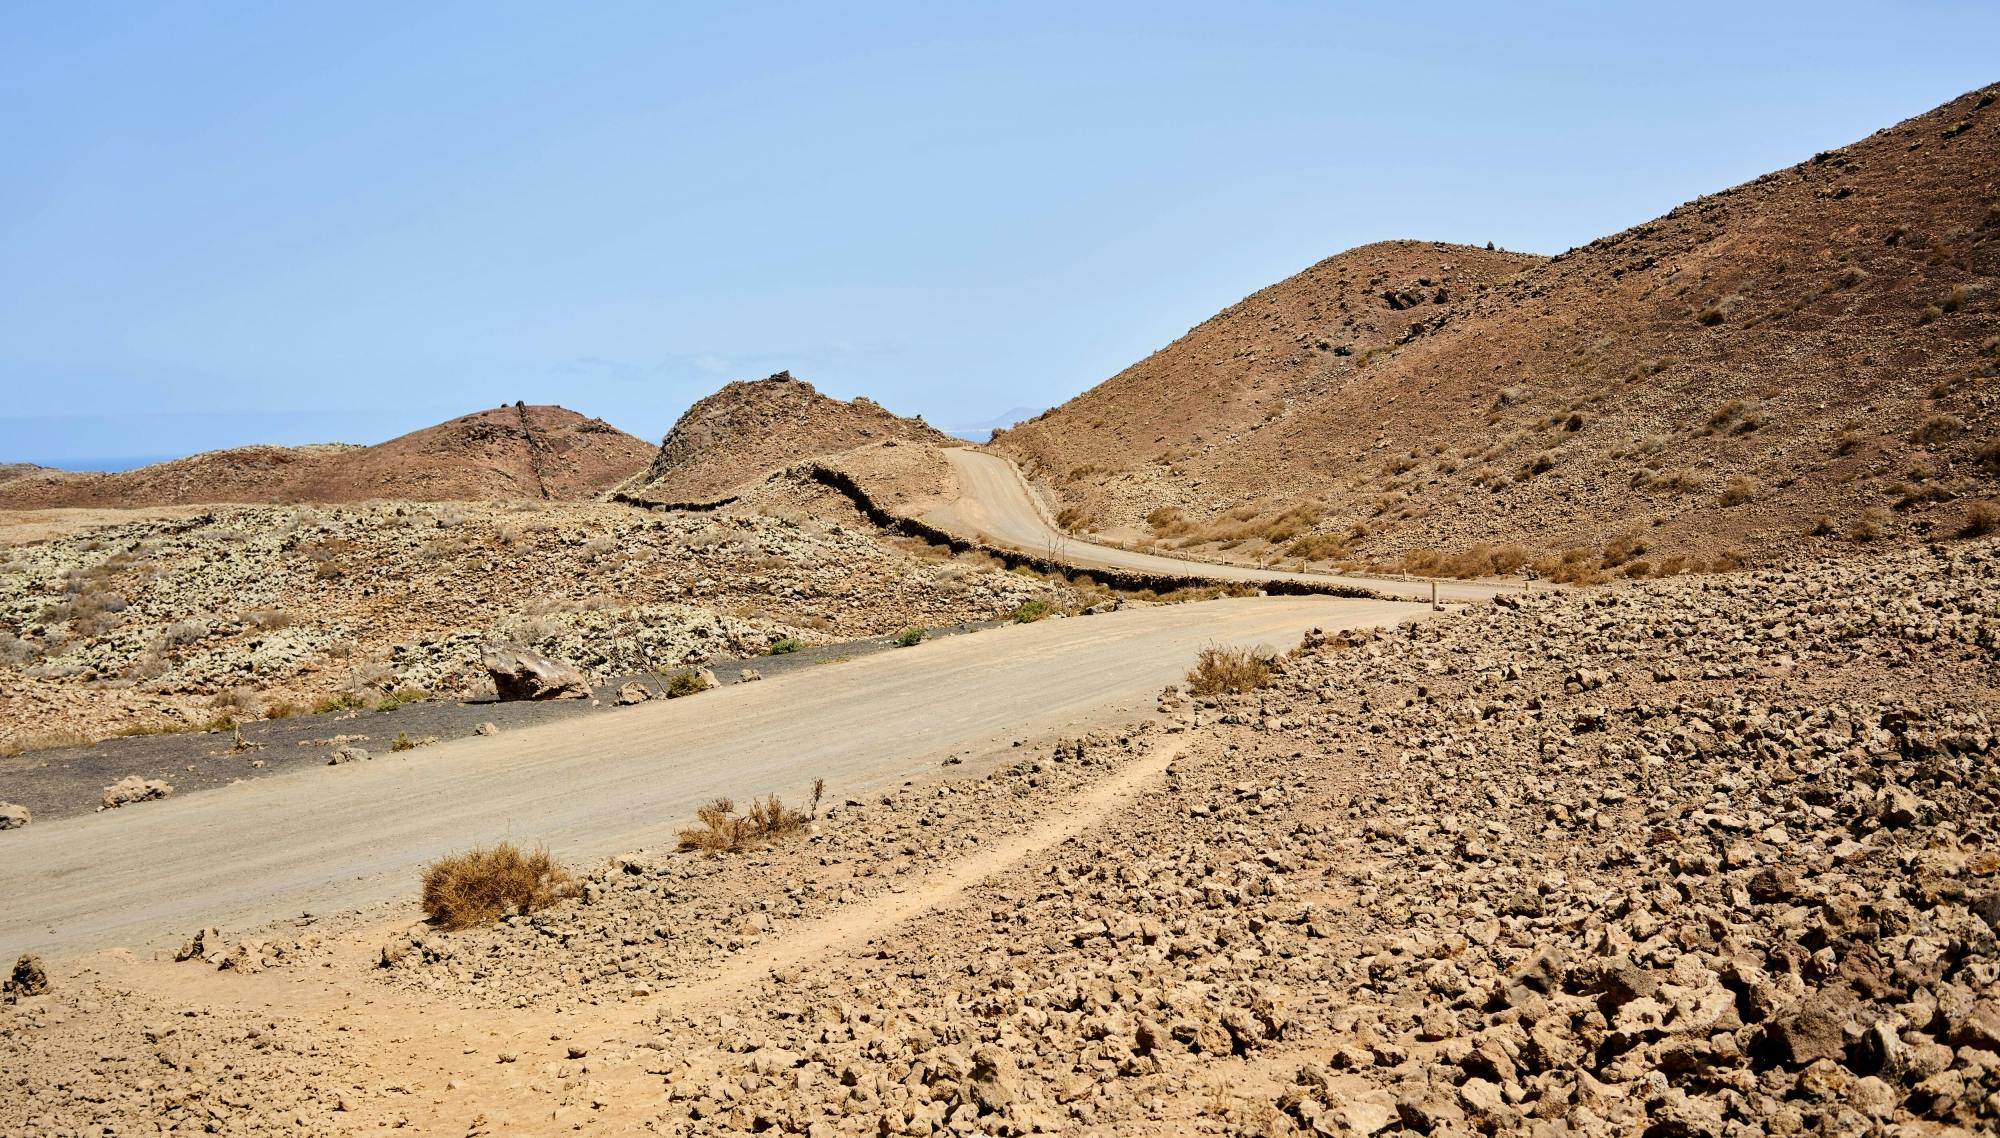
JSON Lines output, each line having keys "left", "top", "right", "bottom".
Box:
{"left": 80, "top": 735, "right": 1193, "bottom": 1132}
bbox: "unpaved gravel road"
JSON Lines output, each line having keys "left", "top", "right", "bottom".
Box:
{"left": 1, "top": 595, "right": 1419, "bottom": 959}
{"left": 928, "top": 448, "right": 1511, "bottom": 602}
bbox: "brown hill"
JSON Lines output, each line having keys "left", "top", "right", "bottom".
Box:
{"left": 996, "top": 83, "right": 2000, "bottom": 576}
{"left": 624, "top": 371, "right": 952, "bottom": 502}
{"left": 0, "top": 405, "right": 652, "bottom": 508}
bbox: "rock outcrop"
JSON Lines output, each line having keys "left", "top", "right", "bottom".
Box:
{"left": 624, "top": 372, "right": 952, "bottom": 503}
{"left": 98, "top": 776, "right": 172, "bottom": 810}
{"left": 480, "top": 643, "right": 591, "bottom": 701}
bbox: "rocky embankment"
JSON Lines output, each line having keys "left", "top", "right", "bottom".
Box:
{"left": 0, "top": 490, "right": 1088, "bottom": 751}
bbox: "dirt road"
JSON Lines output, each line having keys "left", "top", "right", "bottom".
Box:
{"left": 0, "top": 595, "right": 1419, "bottom": 959}
{"left": 927, "top": 447, "right": 1511, "bottom": 602}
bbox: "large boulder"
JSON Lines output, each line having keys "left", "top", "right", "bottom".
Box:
{"left": 100, "top": 776, "right": 173, "bottom": 810}
{"left": 480, "top": 642, "right": 590, "bottom": 701}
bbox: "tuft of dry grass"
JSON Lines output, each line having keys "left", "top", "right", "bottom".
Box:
{"left": 1961, "top": 501, "right": 2000, "bottom": 538}
{"left": 1186, "top": 645, "right": 1274, "bottom": 698}
{"left": 420, "top": 843, "right": 568, "bottom": 930}
{"left": 1394, "top": 542, "right": 1533, "bottom": 579}
{"left": 1911, "top": 414, "right": 1966, "bottom": 446}
{"left": 1716, "top": 475, "right": 1760, "bottom": 507}
{"left": 1532, "top": 548, "right": 1607, "bottom": 585}
{"left": 1850, "top": 506, "right": 1893, "bottom": 543}
{"left": 677, "top": 794, "right": 809, "bottom": 854}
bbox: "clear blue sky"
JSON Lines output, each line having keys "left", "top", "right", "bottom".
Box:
{"left": 3, "top": 2, "right": 1995, "bottom": 467}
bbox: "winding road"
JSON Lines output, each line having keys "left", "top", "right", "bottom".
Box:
{"left": 926, "top": 448, "right": 1510, "bottom": 603}
{"left": 1, "top": 595, "right": 1421, "bottom": 959}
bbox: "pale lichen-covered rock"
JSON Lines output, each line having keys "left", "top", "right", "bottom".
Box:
{"left": 479, "top": 642, "right": 590, "bottom": 701}
{"left": 99, "top": 775, "right": 172, "bottom": 810}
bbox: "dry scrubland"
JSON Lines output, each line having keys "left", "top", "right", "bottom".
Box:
{"left": 5, "top": 538, "right": 1995, "bottom": 1135}
{"left": 0, "top": 482, "right": 1091, "bottom": 752}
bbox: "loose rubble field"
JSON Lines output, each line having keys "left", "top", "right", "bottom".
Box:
{"left": 0, "top": 487, "right": 1088, "bottom": 752}
{"left": 2, "top": 539, "right": 1995, "bottom": 1135}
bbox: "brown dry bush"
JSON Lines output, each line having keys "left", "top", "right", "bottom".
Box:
{"left": 1705, "top": 399, "right": 1765, "bottom": 435}
{"left": 1145, "top": 506, "right": 1193, "bottom": 538}
{"left": 1632, "top": 467, "right": 1703, "bottom": 494}
{"left": 1977, "top": 438, "right": 2000, "bottom": 475}
{"left": 1532, "top": 548, "right": 1606, "bottom": 585}
{"left": 1911, "top": 414, "right": 1965, "bottom": 446}
{"left": 1285, "top": 533, "right": 1348, "bottom": 562}
{"left": 1600, "top": 530, "right": 1648, "bottom": 568}
{"left": 1716, "top": 475, "right": 1759, "bottom": 506}
{"left": 1850, "top": 507, "right": 1893, "bottom": 543}
{"left": 677, "top": 794, "right": 809, "bottom": 854}
{"left": 1962, "top": 501, "right": 2000, "bottom": 538}
{"left": 1395, "top": 542, "right": 1536, "bottom": 579}
{"left": 1186, "top": 645, "right": 1273, "bottom": 698}
{"left": 420, "top": 843, "right": 568, "bottom": 930}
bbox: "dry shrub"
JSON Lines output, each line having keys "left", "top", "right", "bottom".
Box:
{"left": 1054, "top": 505, "right": 1098, "bottom": 532}
{"left": 1395, "top": 544, "right": 1523, "bottom": 579}
{"left": 1716, "top": 475, "right": 1759, "bottom": 507}
{"left": 1600, "top": 530, "right": 1648, "bottom": 568}
{"left": 1974, "top": 437, "right": 2000, "bottom": 475}
{"left": 1285, "top": 533, "right": 1348, "bottom": 563}
{"left": 677, "top": 794, "right": 808, "bottom": 854}
{"left": 1911, "top": 414, "right": 1966, "bottom": 446}
{"left": 1533, "top": 548, "right": 1606, "bottom": 585}
{"left": 1145, "top": 506, "right": 1192, "bottom": 538}
{"left": 1186, "top": 646, "right": 1273, "bottom": 698}
{"left": 1961, "top": 501, "right": 2000, "bottom": 538}
{"left": 420, "top": 843, "right": 568, "bottom": 930}
{"left": 0, "top": 728, "right": 94, "bottom": 757}
{"left": 1705, "top": 399, "right": 1765, "bottom": 435}
{"left": 1850, "top": 507, "right": 1893, "bottom": 543}
{"left": 209, "top": 687, "right": 260, "bottom": 719}
{"left": 1260, "top": 500, "right": 1325, "bottom": 544}
{"left": 244, "top": 608, "right": 293, "bottom": 631}
{"left": 1632, "top": 467, "right": 1703, "bottom": 494}
{"left": 664, "top": 671, "right": 709, "bottom": 698}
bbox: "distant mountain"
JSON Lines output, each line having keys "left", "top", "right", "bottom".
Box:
{"left": 0, "top": 405, "right": 653, "bottom": 507}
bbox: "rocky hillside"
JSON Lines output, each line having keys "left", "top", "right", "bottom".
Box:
{"left": 997, "top": 83, "right": 2000, "bottom": 574}
{"left": 624, "top": 372, "right": 953, "bottom": 503}
{"left": 0, "top": 405, "right": 652, "bottom": 508}
{"left": 0, "top": 463, "right": 54, "bottom": 484}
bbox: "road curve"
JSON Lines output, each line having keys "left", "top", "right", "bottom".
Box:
{"left": 1, "top": 595, "right": 1421, "bottom": 959}
{"left": 926, "top": 448, "right": 1511, "bottom": 603}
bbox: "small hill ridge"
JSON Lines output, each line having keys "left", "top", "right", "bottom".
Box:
{"left": 995, "top": 83, "right": 2000, "bottom": 574}
{"left": 624, "top": 371, "right": 952, "bottom": 502}
{"left": 0, "top": 405, "right": 652, "bottom": 508}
